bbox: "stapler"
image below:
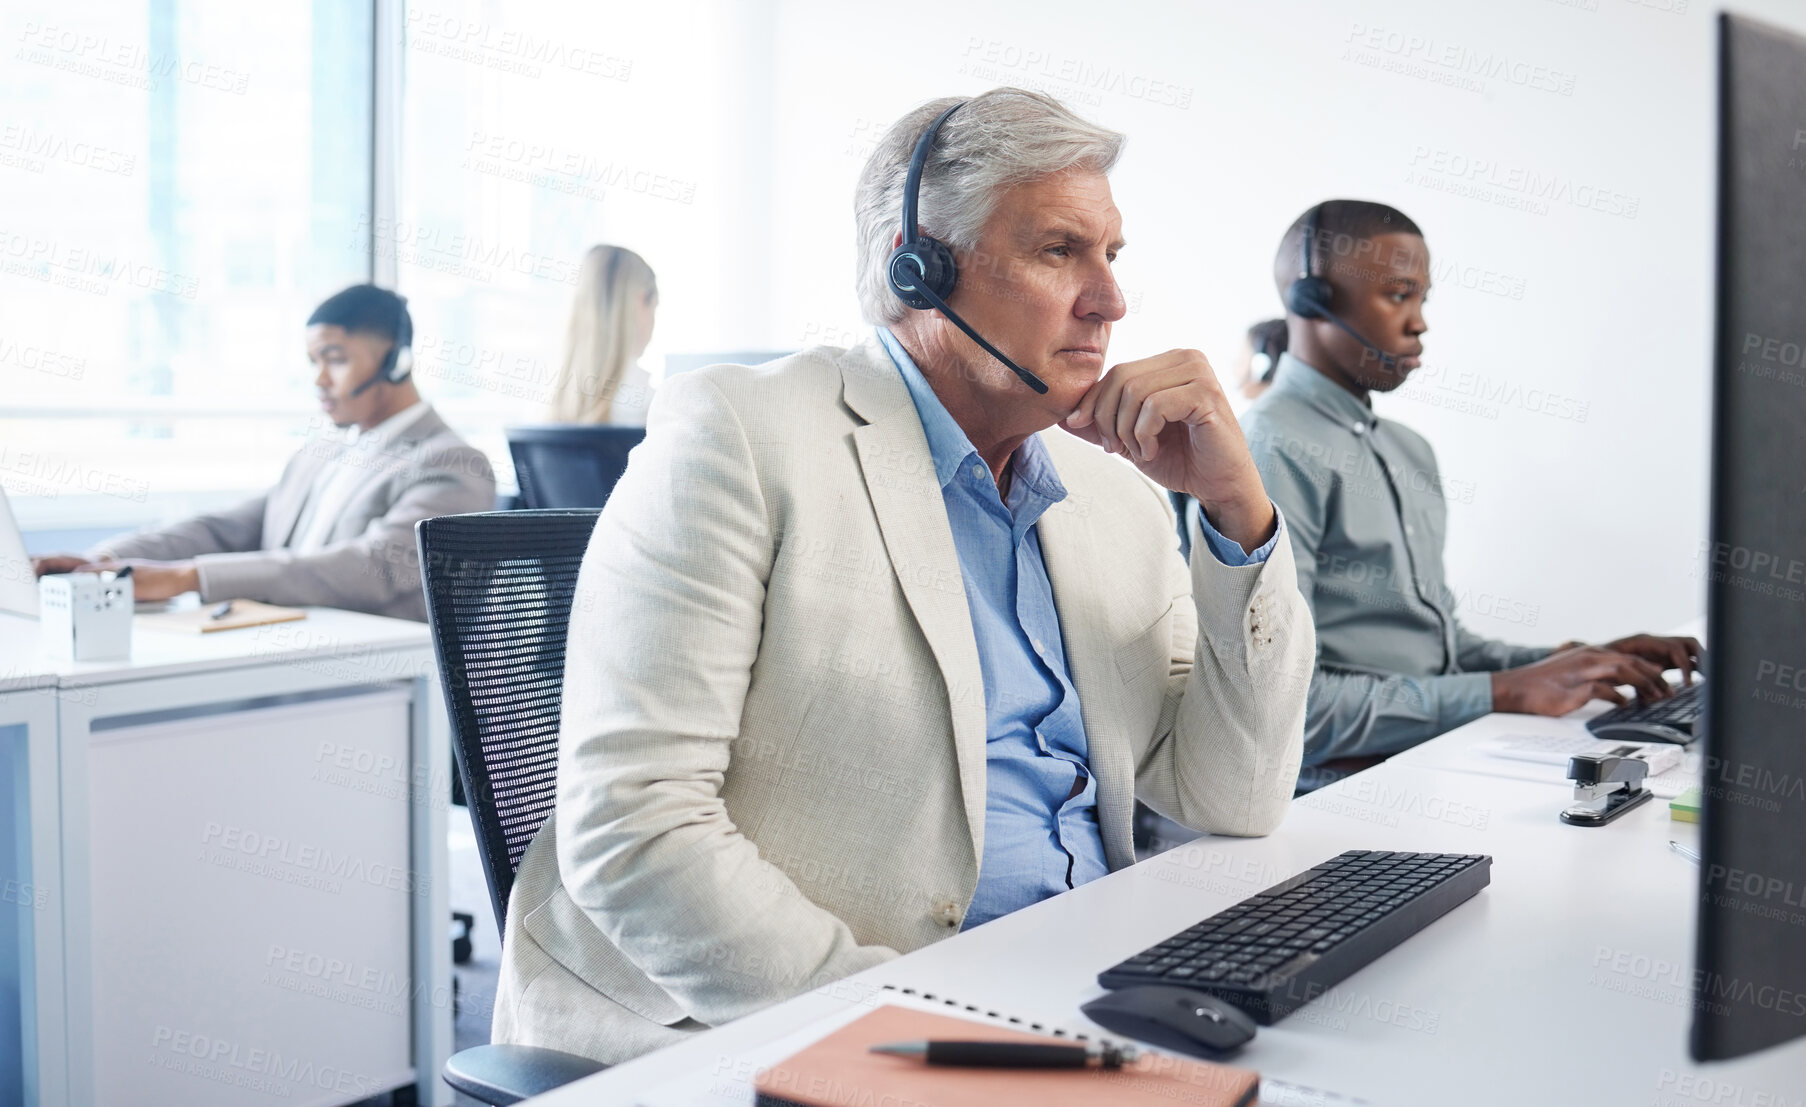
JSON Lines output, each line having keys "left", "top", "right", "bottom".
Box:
{"left": 1560, "top": 753, "right": 1653, "bottom": 826}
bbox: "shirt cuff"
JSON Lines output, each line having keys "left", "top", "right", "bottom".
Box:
{"left": 1194, "top": 502, "right": 1283, "bottom": 567}
{"left": 1436, "top": 671, "right": 1496, "bottom": 732}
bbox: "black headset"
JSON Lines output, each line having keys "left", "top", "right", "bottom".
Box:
{"left": 349, "top": 292, "right": 415, "bottom": 397}
{"left": 886, "top": 102, "right": 1049, "bottom": 395}
{"left": 1284, "top": 203, "right": 1397, "bottom": 370}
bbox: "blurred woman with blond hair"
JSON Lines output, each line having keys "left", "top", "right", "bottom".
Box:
{"left": 547, "top": 244, "right": 659, "bottom": 424}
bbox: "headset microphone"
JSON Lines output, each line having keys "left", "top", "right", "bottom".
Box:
{"left": 1285, "top": 203, "right": 1398, "bottom": 371}
{"left": 887, "top": 102, "right": 1049, "bottom": 395}
{"left": 348, "top": 293, "right": 415, "bottom": 398}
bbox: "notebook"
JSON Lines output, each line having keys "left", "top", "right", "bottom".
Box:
{"left": 634, "top": 985, "right": 1369, "bottom": 1107}
{"left": 753, "top": 1003, "right": 1259, "bottom": 1107}
{"left": 136, "top": 599, "right": 307, "bottom": 633}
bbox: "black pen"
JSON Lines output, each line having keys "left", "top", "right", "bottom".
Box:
{"left": 869, "top": 1040, "right": 1139, "bottom": 1069}
{"left": 209, "top": 600, "right": 235, "bottom": 620}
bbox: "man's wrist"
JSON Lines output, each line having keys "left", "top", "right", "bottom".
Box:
{"left": 179, "top": 562, "right": 201, "bottom": 596}
{"left": 1490, "top": 670, "right": 1516, "bottom": 714}
{"left": 1196, "top": 495, "right": 1277, "bottom": 555}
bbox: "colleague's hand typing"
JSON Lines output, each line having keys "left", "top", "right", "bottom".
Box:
{"left": 1490, "top": 646, "right": 1672, "bottom": 716}
{"left": 1597, "top": 634, "right": 1704, "bottom": 686}
{"left": 1063, "top": 348, "right": 1276, "bottom": 553}
{"left": 79, "top": 559, "right": 200, "bottom": 601}
{"left": 30, "top": 553, "right": 86, "bottom": 576}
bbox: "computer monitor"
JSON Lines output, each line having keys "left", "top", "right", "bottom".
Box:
{"left": 0, "top": 489, "right": 38, "bottom": 618}
{"left": 507, "top": 426, "right": 647, "bottom": 511}
{"left": 663, "top": 351, "right": 792, "bottom": 377}
{"left": 1691, "top": 11, "right": 1806, "bottom": 1063}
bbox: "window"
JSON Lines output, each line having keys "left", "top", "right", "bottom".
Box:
{"left": 0, "top": 1, "right": 373, "bottom": 529}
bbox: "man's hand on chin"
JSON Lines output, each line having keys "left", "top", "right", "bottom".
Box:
{"left": 79, "top": 559, "right": 200, "bottom": 601}
{"left": 1061, "top": 348, "right": 1276, "bottom": 553}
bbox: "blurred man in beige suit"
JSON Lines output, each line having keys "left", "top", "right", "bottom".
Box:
{"left": 493, "top": 89, "right": 1316, "bottom": 1063}
{"left": 32, "top": 285, "right": 493, "bottom": 621}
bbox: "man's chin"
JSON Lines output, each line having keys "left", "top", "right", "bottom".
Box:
{"left": 1362, "top": 363, "right": 1419, "bottom": 393}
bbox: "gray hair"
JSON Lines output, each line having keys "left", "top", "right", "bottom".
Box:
{"left": 853, "top": 88, "right": 1125, "bottom": 326}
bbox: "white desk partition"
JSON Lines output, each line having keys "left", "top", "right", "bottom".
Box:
{"left": 87, "top": 689, "right": 415, "bottom": 1106}
{"left": 1, "top": 683, "right": 60, "bottom": 1107}
{"left": 529, "top": 710, "right": 1806, "bottom": 1106}
{"left": 0, "top": 607, "right": 454, "bottom": 1107}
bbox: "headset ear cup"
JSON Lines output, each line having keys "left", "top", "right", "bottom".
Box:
{"left": 1286, "top": 276, "right": 1334, "bottom": 320}
{"left": 888, "top": 236, "right": 958, "bottom": 311}
{"left": 390, "top": 344, "right": 414, "bottom": 383}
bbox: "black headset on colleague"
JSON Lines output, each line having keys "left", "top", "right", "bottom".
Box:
{"left": 1284, "top": 202, "right": 1398, "bottom": 370}
{"left": 349, "top": 292, "right": 416, "bottom": 397}
{"left": 886, "top": 102, "right": 1050, "bottom": 395}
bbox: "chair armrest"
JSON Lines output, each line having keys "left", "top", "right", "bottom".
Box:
{"left": 443, "top": 1043, "right": 607, "bottom": 1105}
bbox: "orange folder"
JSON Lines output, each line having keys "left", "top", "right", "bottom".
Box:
{"left": 753, "top": 1003, "right": 1260, "bottom": 1107}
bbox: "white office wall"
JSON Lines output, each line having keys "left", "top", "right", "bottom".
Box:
{"left": 758, "top": 0, "right": 1806, "bottom": 644}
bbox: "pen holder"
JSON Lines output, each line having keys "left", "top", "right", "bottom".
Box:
{"left": 39, "top": 572, "right": 133, "bottom": 661}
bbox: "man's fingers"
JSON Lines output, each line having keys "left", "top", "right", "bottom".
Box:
{"left": 1656, "top": 639, "right": 1690, "bottom": 683}
{"left": 1112, "top": 366, "right": 1199, "bottom": 461}
{"left": 1130, "top": 389, "right": 1204, "bottom": 462}
{"left": 1678, "top": 636, "right": 1705, "bottom": 683}
{"left": 1589, "top": 681, "right": 1629, "bottom": 707}
{"left": 1609, "top": 653, "right": 1669, "bottom": 702}
{"left": 1059, "top": 417, "right": 1106, "bottom": 447}
{"left": 1084, "top": 368, "right": 1129, "bottom": 454}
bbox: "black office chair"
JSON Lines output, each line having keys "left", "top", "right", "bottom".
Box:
{"left": 417, "top": 509, "right": 607, "bottom": 1105}
{"left": 507, "top": 425, "right": 646, "bottom": 510}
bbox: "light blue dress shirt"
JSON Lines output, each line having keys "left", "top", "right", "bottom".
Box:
{"left": 877, "top": 329, "right": 1277, "bottom": 929}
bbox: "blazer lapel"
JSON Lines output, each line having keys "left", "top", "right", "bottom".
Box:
{"left": 1033, "top": 440, "right": 1138, "bottom": 870}
{"left": 841, "top": 342, "right": 989, "bottom": 866}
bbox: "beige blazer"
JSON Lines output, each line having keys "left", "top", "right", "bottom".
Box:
{"left": 90, "top": 406, "right": 493, "bottom": 621}
{"left": 492, "top": 339, "right": 1314, "bottom": 1063}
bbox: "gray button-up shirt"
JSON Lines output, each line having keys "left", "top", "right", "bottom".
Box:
{"left": 1241, "top": 353, "right": 1549, "bottom": 766}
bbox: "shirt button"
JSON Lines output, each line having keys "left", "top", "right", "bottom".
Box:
{"left": 1352, "top": 422, "right": 1367, "bottom": 435}
{"left": 1405, "top": 524, "right": 1416, "bottom": 536}
{"left": 932, "top": 899, "right": 962, "bottom": 927}
{"left": 971, "top": 462, "right": 986, "bottom": 480}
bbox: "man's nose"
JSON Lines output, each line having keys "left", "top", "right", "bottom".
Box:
{"left": 1078, "top": 268, "right": 1127, "bottom": 322}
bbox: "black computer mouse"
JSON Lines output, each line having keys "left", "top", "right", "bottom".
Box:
{"left": 1080, "top": 986, "right": 1258, "bottom": 1058}
{"left": 1589, "top": 721, "right": 1694, "bottom": 745}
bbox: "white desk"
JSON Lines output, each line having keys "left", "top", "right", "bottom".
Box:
{"left": 529, "top": 707, "right": 1806, "bottom": 1106}
{"left": 0, "top": 608, "right": 454, "bottom": 1107}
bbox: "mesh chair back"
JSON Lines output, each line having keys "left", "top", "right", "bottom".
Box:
{"left": 507, "top": 426, "right": 646, "bottom": 510}
{"left": 417, "top": 509, "right": 600, "bottom": 936}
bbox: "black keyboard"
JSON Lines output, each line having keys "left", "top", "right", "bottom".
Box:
{"left": 1097, "top": 850, "right": 1491, "bottom": 1024}
{"left": 1586, "top": 681, "right": 1702, "bottom": 737}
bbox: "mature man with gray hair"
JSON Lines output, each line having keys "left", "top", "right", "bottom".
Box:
{"left": 491, "top": 87, "right": 1315, "bottom": 1063}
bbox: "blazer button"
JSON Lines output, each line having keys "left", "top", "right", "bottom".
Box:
{"left": 932, "top": 899, "right": 962, "bottom": 928}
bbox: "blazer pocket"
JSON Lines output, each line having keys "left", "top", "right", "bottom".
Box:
{"left": 1113, "top": 602, "right": 1175, "bottom": 685}
{"left": 523, "top": 887, "right": 691, "bottom": 1027}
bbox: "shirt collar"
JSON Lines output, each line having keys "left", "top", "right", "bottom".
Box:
{"left": 876, "top": 328, "right": 1065, "bottom": 506}
{"left": 1270, "top": 352, "right": 1378, "bottom": 433}
{"left": 345, "top": 400, "right": 431, "bottom": 448}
